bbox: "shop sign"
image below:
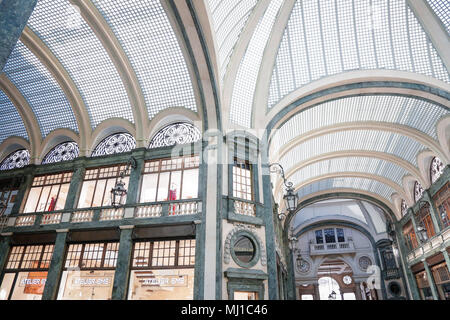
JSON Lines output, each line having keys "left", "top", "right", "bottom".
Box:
{"left": 138, "top": 275, "right": 188, "bottom": 287}
{"left": 72, "top": 276, "right": 112, "bottom": 287}
{"left": 19, "top": 272, "right": 47, "bottom": 294}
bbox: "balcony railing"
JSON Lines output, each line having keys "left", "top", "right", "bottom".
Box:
{"left": 233, "top": 199, "right": 256, "bottom": 217}
{"left": 406, "top": 227, "right": 449, "bottom": 263}
{"left": 1, "top": 199, "right": 202, "bottom": 230}
{"left": 310, "top": 241, "right": 355, "bottom": 255}
{"left": 382, "top": 268, "right": 401, "bottom": 280}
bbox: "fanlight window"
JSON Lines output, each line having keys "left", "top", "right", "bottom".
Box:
{"left": 401, "top": 200, "right": 408, "bottom": 217}
{"left": 42, "top": 142, "right": 79, "bottom": 164}
{"left": 430, "top": 157, "right": 444, "bottom": 184}
{"left": 148, "top": 122, "right": 201, "bottom": 149}
{"left": 91, "top": 133, "right": 136, "bottom": 157}
{"left": 414, "top": 181, "right": 424, "bottom": 203}
{"left": 0, "top": 149, "right": 30, "bottom": 171}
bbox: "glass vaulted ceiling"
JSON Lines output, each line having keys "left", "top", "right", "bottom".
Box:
{"left": 208, "top": 0, "right": 258, "bottom": 80}
{"left": 93, "top": 0, "right": 197, "bottom": 119}
{"left": 26, "top": 0, "right": 133, "bottom": 128}
{"left": 0, "top": 90, "right": 28, "bottom": 144}
{"left": 3, "top": 40, "right": 78, "bottom": 137}
{"left": 268, "top": 0, "right": 449, "bottom": 110}
{"left": 427, "top": 0, "right": 450, "bottom": 35}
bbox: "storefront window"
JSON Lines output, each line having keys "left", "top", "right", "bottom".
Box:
{"left": 432, "top": 262, "right": 450, "bottom": 300}
{"left": 139, "top": 156, "right": 199, "bottom": 203}
{"left": 232, "top": 158, "right": 253, "bottom": 201}
{"left": 433, "top": 183, "right": 450, "bottom": 229}
{"left": 77, "top": 165, "right": 130, "bottom": 208}
{"left": 128, "top": 239, "right": 195, "bottom": 300}
{"left": 57, "top": 242, "right": 119, "bottom": 300}
{"left": 415, "top": 271, "right": 434, "bottom": 300}
{"left": 0, "top": 245, "right": 54, "bottom": 300}
{"left": 23, "top": 173, "right": 72, "bottom": 213}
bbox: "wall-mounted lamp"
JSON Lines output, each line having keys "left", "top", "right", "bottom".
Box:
{"left": 269, "top": 163, "right": 298, "bottom": 218}
{"left": 111, "top": 157, "right": 137, "bottom": 208}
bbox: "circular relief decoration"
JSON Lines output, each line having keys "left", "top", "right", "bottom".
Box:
{"left": 358, "top": 256, "right": 372, "bottom": 272}
{"left": 296, "top": 258, "right": 311, "bottom": 274}
{"left": 42, "top": 141, "right": 79, "bottom": 164}
{"left": 233, "top": 236, "right": 255, "bottom": 264}
{"left": 343, "top": 275, "right": 352, "bottom": 285}
{"left": 388, "top": 281, "right": 402, "bottom": 297}
{"left": 91, "top": 133, "right": 136, "bottom": 157}
{"left": 148, "top": 122, "right": 201, "bottom": 149}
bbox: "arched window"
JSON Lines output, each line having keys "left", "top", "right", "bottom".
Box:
{"left": 148, "top": 122, "right": 201, "bottom": 149}
{"left": 0, "top": 149, "right": 30, "bottom": 170}
{"left": 91, "top": 132, "right": 136, "bottom": 157}
{"left": 414, "top": 181, "right": 424, "bottom": 203}
{"left": 430, "top": 157, "right": 444, "bottom": 184}
{"left": 42, "top": 141, "right": 79, "bottom": 164}
{"left": 401, "top": 200, "right": 408, "bottom": 216}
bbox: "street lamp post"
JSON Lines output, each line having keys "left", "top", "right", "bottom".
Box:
{"left": 269, "top": 163, "right": 298, "bottom": 218}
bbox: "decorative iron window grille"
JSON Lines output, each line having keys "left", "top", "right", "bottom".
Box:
{"left": 0, "top": 149, "right": 30, "bottom": 171}
{"left": 91, "top": 132, "right": 136, "bottom": 157}
{"left": 401, "top": 200, "right": 408, "bottom": 216}
{"left": 42, "top": 141, "right": 79, "bottom": 164}
{"left": 430, "top": 157, "right": 444, "bottom": 184}
{"left": 148, "top": 122, "right": 201, "bottom": 149}
{"left": 414, "top": 181, "right": 424, "bottom": 203}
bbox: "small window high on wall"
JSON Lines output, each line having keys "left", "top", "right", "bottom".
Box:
{"left": 23, "top": 172, "right": 72, "bottom": 213}
{"left": 232, "top": 158, "right": 253, "bottom": 201}
{"left": 139, "top": 156, "right": 199, "bottom": 203}
{"left": 77, "top": 165, "right": 130, "bottom": 208}
{"left": 0, "top": 244, "right": 54, "bottom": 300}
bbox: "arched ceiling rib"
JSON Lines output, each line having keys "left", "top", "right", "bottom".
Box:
{"left": 269, "top": 95, "right": 449, "bottom": 157}
{"left": 266, "top": 0, "right": 450, "bottom": 112}
{"left": 425, "top": 0, "right": 450, "bottom": 35}
{"left": 26, "top": 0, "right": 134, "bottom": 128}
{"left": 2, "top": 40, "right": 78, "bottom": 137}
{"left": 207, "top": 0, "right": 258, "bottom": 80}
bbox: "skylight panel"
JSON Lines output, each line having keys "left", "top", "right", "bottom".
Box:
{"left": 427, "top": 0, "right": 450, "bottom": 35}
{"left": 0, "top": 90, "right": 29, "bottom": 144}
{"left": 267, "top": 0, "right": 450, "bottom": 110}
{"left": 93, "top": 0, "right": 197, "bottom": 120}
{"left": 27, "top": 0, "right": 133, "bottom": 128}
{"left": 2, "top": 40, "right": 78, "bottom": 137}
{"left": 230, "top": 0, "right": 284, "bottom": 127}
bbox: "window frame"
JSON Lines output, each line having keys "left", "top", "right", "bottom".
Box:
{"left": 232, "top": 157, "right": 254, "bottom": 201}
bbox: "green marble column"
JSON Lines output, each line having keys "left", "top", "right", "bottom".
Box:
{"left": 442, "top": 249, "right": 450, "bottom": 273}
{"left": 64, "top": 160, "right": 86, "bottom": 210}
{"left": 42, "top": 229, "right": 69, "bottom": 300}
{"left": 11, "top": 168, "right": 34, "bottom": 214}
{"left": 125, "top": 150, "right": 145, "bottom": 206}
{"left": 0, "top": 233, "right": 12, "bottom": 285}
{"left": 422, "top": 259, "right": 439, "bottom": 300}
{"left": 111, "top": 225, "right": 134, "bottom": 300}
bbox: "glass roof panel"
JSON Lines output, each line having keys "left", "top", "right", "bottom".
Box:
{"left": 0, "top": 90, "right": 28, "bottom": 144}
{"left": 230, "top": 0, "right": 284, "bottom": 127}
{"left": 93, "top": 0, "right": 197, "bottom": 120}
{"left": 289, "top": 156, "right": 408, "bottom": 187}
{"left": 2, "top": 40, "right": 78, "bottom": 137}
{"left": 27, "top": 0, "right": 133, "bottom": 128}
{"left": 270, "top": 95, "right": 448, "bottom": 157}
{"left": 268, "top": 0, "right": 450, "bottom": 109}
{"left": 208, "top": 0, "right": 257, "bottom": 80}
{"left": 296, "top": 177, "right": 396, "bottom": 202}
{"left": 427, "top": 0, "right": 450, "bottom": 35}
{"left": 278, "top": 130, "right": 425, "bottom": 173}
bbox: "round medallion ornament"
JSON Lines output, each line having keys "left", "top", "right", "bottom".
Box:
{"left": 358, "top": 256, "right": 372, "bottom": 271}
{"left": 42, "top": 141, "right": 79, "bottom": 164}
{"left": 149, "top": 122, "right": 201, "bottom": 148}
{"left": 233, "top": 236, "right": 255, "bottom": 264}
{"left": 91, "top": 133, "right": 136, "bottom": 157}
{"left": 296, "top": 258, "right": 311, "bottom": 274}
{"left": 343, "top": 275, "right": 352, "bottom": 285}
{"left": 0, "top": 149, "right": 30, "bottom": 170}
